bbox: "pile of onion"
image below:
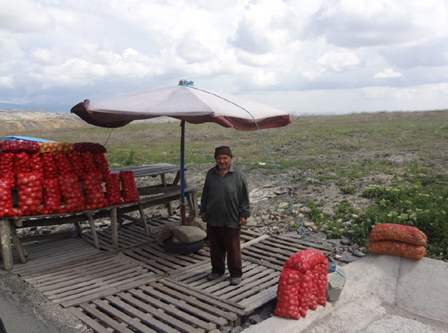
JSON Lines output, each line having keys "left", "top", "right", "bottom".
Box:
{"left": 16, "top": 171, "right": 43, "bottom": 216}
{"left": 119, "top": 171, "right": 138, "bottom": 203}
{"left": 0, "top": 178, "right": 16, "bottom": 217}
{"left": 104, "top": 173, "right": 122, "bottom": 205}
{"left": 41, "top": 152, "right": 59, "bottom": 179}
{"left": 42, "top": 178, "right": 62, "bottom": 214}
{"left": 58, "top": 173, "right": 85, "bottom": 213}
{"left": 82, "top": 171, "right": 108, "bottom": 210}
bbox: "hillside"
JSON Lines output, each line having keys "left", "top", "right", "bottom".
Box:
{"left": 0, "top": 109, "right": 88, "bottom": 134}
{"left": 0, "top": 109, "right": 177, "bottom": 135}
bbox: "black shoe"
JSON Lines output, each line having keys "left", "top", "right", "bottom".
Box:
{"left": 207, "top": 273, "right": 223, "bottom": 281}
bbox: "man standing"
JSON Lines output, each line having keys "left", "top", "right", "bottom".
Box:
{"left": 200, "top": 146, "right": 251, "bottom": 285}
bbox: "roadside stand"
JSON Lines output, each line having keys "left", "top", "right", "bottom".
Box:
{"left": 0, "top": 139, "right": 199, "bottom": 271}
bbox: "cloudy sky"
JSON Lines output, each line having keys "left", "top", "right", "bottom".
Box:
{"left": 1, "top": 0, "right": 448, "bottom": 115}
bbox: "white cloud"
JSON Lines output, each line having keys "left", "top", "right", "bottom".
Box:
{"left": 0, "top": 0, "right": 54, "bottom": 32}
{"left": 363, "top": 83, "right": 448, "bottom": 101}
{"left": 374, "top": 68, "right": 403, "bottom": 79}
{"left": 0, "top": 76, "right": 14, "bottom": 88}
{"left": 317, "top": 49, "right": 360, "bottom": 72}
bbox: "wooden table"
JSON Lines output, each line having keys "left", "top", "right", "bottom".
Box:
{"left": 0, "top": 163, "right": 199, "bottom": 271}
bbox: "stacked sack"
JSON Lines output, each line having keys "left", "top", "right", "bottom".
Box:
{"left": 274, "top": 249, "right": 328, "bottom": 320}
{"left": 0, "top": 140, "right": 138, "bottom": 217}
{"left": 366, "top": 223, "right": 427, "bottom": 260}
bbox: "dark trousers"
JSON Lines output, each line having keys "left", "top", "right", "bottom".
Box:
{"left": 207, "top": 225, "right": 242, "bottom": 278}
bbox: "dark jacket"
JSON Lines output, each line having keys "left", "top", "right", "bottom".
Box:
{"left": 200, "top": 164, "right": 250, "bottom": 228}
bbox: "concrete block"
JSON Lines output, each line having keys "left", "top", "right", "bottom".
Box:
{"left": 327, "top": 267, "right": 346, "bottom": 302}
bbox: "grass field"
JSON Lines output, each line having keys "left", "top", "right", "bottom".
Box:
{"left": 5, "top": 109, "right": 448, "bottom": 261}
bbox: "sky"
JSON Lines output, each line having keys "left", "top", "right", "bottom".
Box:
{"left": 1, "top": 0, "right": 448, "bottom": 116}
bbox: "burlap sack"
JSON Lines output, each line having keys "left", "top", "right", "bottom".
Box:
{"left": 157, "top": 225, "right": 175, "bottom": 241}
{"left": 173, "top": 225, "right": 207, "bottom": 243}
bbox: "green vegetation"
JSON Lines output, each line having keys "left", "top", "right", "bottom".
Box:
{"left": 353, "top": 179, "right": 448, "bottom": 261}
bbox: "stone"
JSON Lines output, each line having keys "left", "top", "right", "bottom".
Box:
{"left": 278, "top": 201, "right": 289, "bottom": 208}
{"left": 300, "top": 206, "right": 312, "bottom": 213}
{"left": 246, "top": 220, "right": 257, "bottom": 227}
{"left": 340, "top": 237, "right": 353, "bottom": 245}
{"left": 309, "top": 231, "right": 327, "bottom": 242}
{"left": 340, "top": 251, "right": 357, "bottom": 263}
{"left": 248, "top": 314, "right": 264, "bottom": 325}
{"left": 283, "top": 231, "right": 300, "bottom": 238}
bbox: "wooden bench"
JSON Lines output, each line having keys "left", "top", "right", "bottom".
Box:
{"left": 1, "top": 185, "right": 199, "bottom": 271}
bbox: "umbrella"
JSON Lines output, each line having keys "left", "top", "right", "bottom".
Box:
{"left": 71, "top": 80, "right": 293, "bottom": 223}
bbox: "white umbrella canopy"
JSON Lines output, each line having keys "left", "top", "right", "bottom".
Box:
{"left": 71, "top": 80, "right": 292, "bottom": 130}
{"left": 71, "top": 80, "right": 293, "bottom": 223}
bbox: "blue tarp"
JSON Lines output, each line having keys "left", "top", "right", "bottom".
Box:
{"left": 1, "top": 136, "right": 53, "bottom": 143}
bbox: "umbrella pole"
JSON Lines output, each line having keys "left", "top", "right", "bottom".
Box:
{"left": 180, "top": 120, "right": 186, "bottom": 225}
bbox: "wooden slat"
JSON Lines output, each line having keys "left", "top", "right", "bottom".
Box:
{"left": 122, "top": 289, "right": 212, "bottom": 331}
{"left": 110, "top": 164, "right": 180, "bottom": 177}
{"left": 92, "top": 298, "right": 160, "bottom": 333}
{"left": 69, "top": 305, "right": 121, "bottom": 333}
{"left": 12, "top": 237, "right": 101, "bottom": 276}
{"left": 142, "top": 281, "right": 238, "bottom": 322}
{"left": 161, "top": 279, "right": 246, "bottom": 313}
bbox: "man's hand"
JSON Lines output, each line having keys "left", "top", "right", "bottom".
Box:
{"left": 239, "top": 217, "right": 247, "bottom": 226}
{"left": 201, "top": 212, "right": 206, "bottom": 222}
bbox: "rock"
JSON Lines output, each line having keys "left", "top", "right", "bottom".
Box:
{"left": 246, "top": 219, "right": 257, "bottom": 227}
{"left": 353, "top": 250, "right": 366, "bottom": 258}
{"left": 340, "top": 237, "right": 353, "bottom": 246}
{"left": 309, "top": 231, "right": 327, "bottom": 242}
{"left": 299, "top": 206, "right": 312, "bottom": 214}
{"left": 283, "top": 231, "right": 300, "bottom": 238}
{"left": 340, "top": 251, "right": 357, "bottom": 263}
{"left": 248, "top": 314, "right": 264, "bottom": 325}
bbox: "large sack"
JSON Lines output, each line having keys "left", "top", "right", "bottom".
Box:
{"left": 187, "top": 216, "right": 207, "bottom": 232}
{"left": 368, "top": 223, "right": 427, "bottom": 246}
{"left": 173, "top": 225, "right": 207, "bottom": 243}
{"left": 275, "top": 249, "right": 328, "bottom": 320}
{"left": 366, "top": 240, "right": 426, "bottom": 260}
{"left": 157, "top": 225, "right": 175, "bottom": 241}
{"left": 284, "top": 248, "right": 327, "bottom": 273}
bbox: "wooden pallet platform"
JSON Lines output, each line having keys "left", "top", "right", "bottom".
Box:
{"left": 121, "top": 242, "right": 209, "bottom": 274}
{"left": 8, "top": 215, "right": 333, "bottom": 332}
{"left": 242, "top": 233, "right": 333, "bottom": 271}
{"left": 20, "top": 252, "right": 161, "bottom": 308}
{"left": 69, "top": 278, "right": 246, "bottom": 333}
{"left": 167, "top": 259, "right": 280, "bottom": 312}
{"left": 12, "top": 237, "right": 102, "bottom": 276}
